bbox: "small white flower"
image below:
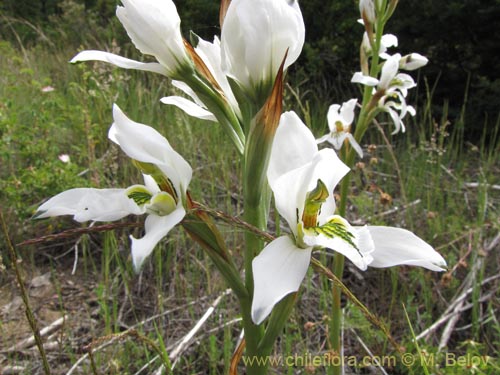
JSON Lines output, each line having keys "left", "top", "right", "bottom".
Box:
{"left": 41, "top": 86, "right": 55, "bottom": 93}
{"left": 316, "top": 99, "right": 363, "bottom": 158}
{"left": 58, "top": 154, "right": 70, "bottom": 163}
{"left": 36, "top": 104, "right": 192, "bottom": 271}
{"left": 351, "top": 54, "right": 417, "bottom": 133}
{"left": 251, "top": 112, "right": 446, "bottom": 324}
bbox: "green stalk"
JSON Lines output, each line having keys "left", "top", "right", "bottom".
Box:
{"left": 240, "top": 155, "right": 267, "bottom": 374}
{"left": 185, "top": 74, "right": 245, "bottom": 154}
{"left": 328, "top": 11, "right": 387, "bottom": 373}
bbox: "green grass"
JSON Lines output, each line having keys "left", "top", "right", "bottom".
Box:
{"left": 0, "top": 34, "right": 499, "bottom": 375}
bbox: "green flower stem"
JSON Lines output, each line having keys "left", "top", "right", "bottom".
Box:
{"left": 184, "top": 74, "right": 245, "bottom": 154}
{"left": 241, "top": 190, "right": 267, "bottom": 373}
{"left": 329, "top": 13, "right": 388, "bottom": 373}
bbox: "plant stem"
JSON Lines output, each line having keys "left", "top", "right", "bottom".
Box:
{"left": 1, "top": 212, "right": 52, "bottom": 375}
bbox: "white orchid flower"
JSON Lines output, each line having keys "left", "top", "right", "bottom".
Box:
{"left": 251, "top": 112, "right": 446, "bottom": 324}
{"left": 361, "top": 32, "right": 399, "bottom": 62}
{"left": 221, "top": 0, "right": 305, "bottom": 93}
{"left": 316, "top": 99, "right": 363, "bottom": 158}
{"left": 161, "top": 36, "right": 241, "bottom": 121}
{"left": 71, "top": 0, "right": 191, "bottom": 78}
{"left": 36, "top": 104, "right": 192, "bottom": 271}
{"left": 351, "top": 54, "right": 417, "bottom": 133}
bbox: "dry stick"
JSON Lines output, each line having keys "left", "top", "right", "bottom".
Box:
{"left": 17, "top": 222, "right": 143, "bottom": 247}
{"left": 65, "top": 290, "right": 231, "bottom": 375}
{"left": 351, "top": 199, "right": 421, "bottom": 225}
{"left": 464, "top": 182, "right": 500, "bottom": 191}
{"left": 5, "top": 315, "right": 67, "bottom": 352}
{"left": 66, "top": 297, "right": 213, "bottom": 375}
{"left": 349, "top": 328, "right": 390, "bottom": 375}
{"left": 438, "top": 233, "right": 478, "bottom": 351}
{"left": 417, "top": 233, "right": 500, "bottom": 342}
{"left": 2, "top": 365, "right": 26, "bottom": 375}
{"left": 1, "top": 212, "right": 52, "bottom": 375}
{"left": 152, "top": 289, "right": 232, "bottom": 375}
{"left": 133, "top": 319, "right": 243, "bottom": 375}
{"left": 438, "top": 233, "right": 500, "bottom": 350}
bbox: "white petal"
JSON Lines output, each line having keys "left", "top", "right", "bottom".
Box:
{"left": 272, "top": 148, "right": 349, "bottom": 234}
{"left": 351, "top": 72, "right": 379, "bottom": 86}
{"left": 316, "top": 133, "right": 331, "bottom": 144}
{"left": 339, "top": 98, "right": 358, "bottom": 125}
{"left": 367, "top": 226, "right": 447, "bottom": 271}
{"left": 160, "top": 96, "right": 217, "bottom": 121}
{"left": 194, "top": 36, "right": 241, "bottom": 117}
{"left": 345, "top": 133, "right": 364, "bottom": 158}
{"left": 381, "top": 34, "right": 398, "bottom": 49}
{"left": 131, "top": 206, "right": 185, "bottom": 271}
{"left": 379, "top": 55, "right": 400, "bottom": 89}
{"left": 268, "top": 111, "right": 318, "bottom": 188}
{"left": 171, "top": 80, "right": 205, "bottom": 106}
{"left": 35, "top": 188, "right": 141, "bottom": 222}
{"left": 400, "top": 53, "right": 428, "bottom": 71}
{"left": 327, "top": 104, "right": 342, "bottom": 130}
{"left": 143, "top": 174, "right": 161, "bottom": 193}
{"left": 303, "top": 225, "right": 374, "bottom": 271}
{"left": 251, "top": 236, "right": 312, "bottom": 324}
{"left": 116, "top": 0, "right": 189, "bottom": 74}
{"left": 221, "top": 0, "right": 304, "bottom": 89}
{"left": 110, "top": 104, "right": 192, "bottom": 193}
{"left": 327, "top": 132, "right": 348, "bottom": 150}
{"left": 70, "top": 50, "right": 168, "bottom": 75}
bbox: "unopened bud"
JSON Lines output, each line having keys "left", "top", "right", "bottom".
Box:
{"left": 400, "top": 53, "right": 428, "bottom": 71}
{"left": 359, "top": 0, "right": 376, "bottom": 24}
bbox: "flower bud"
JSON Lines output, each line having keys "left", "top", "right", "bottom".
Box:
{"left": 116, "top": 0, "right": 191, "bottom": 76}
{"left": 221, "top": 0, "right": 305, "bottom": 97}
{"left": 359, "top": 0, "right": 376, "bottom": 24}
{"left": 399, "top": 53, "right": 429, "bottom": 71}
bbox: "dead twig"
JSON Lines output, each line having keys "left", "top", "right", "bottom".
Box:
{"left": 4, "top": 315, "right": 67, "bottom": 353}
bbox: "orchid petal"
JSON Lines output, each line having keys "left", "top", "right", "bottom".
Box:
{"left": 116, "top": 0, "right": 190, "bottom": 75}
{"left": 251, "top": 236, "right": 312, "bottom": 324}
{"left": 131, "top": 206, "right": 186, "bottom": 271}
{"left": 70, "top": 50, "right": 168, "bottom": 75}
{"left": 110, "top": 104, "right": 192, "bottom": 193}
{"left": 339, "top": 98, "right": 358, "bottom": 125}
{"left": 367, "top": 226, "right": 447, "bottom": 271}
{"left": 35, "top": 188, "right": 141, "bottom": 222}
{"left": 303, "top": 225, "right": 374, "bottom": 270}
{"left": 379, "top": 55, "right": 401, "bottom": 89}
{"left": 351, "top": 72, "right": 379, "bottom": 86}
{"left": 345, "top": 133, "right": 364, "bottom": 158}
{"left": 160, "top": 96, "right": 217, "bottom": 121}
{"left": 381, "top": 34, "right": 398, "bottom": 49}
{"left": 268, "top": 111, "right": 318, "bottom": 188}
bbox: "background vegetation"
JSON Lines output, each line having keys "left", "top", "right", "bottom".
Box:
{"left": 0, "top": 1, "right": 499, "bottom": 374}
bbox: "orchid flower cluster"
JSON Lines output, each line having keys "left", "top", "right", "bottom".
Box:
{"left": 35, "top": 0, "right": 446, "bottom": 373}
